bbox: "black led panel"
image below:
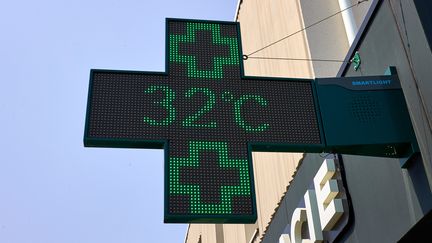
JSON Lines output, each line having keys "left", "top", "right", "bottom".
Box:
{"left": 84, "top": 19, "right": 324, "bottom": 223}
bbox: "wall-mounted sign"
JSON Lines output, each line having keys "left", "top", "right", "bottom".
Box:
{"left": 84, "top": 19, "right": 323, "bottom": 223}
{"left": 279, "top": 158, "right": 349, "bottom": 243}
{"left": 315, "top": 74, "right": 418, "bottom": 161}
{"left": 84, "top": 18, "right": 417, "bottom": 223}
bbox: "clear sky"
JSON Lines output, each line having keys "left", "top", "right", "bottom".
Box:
{"left": 0, "top": 0, "right": 237, "bottom": 242}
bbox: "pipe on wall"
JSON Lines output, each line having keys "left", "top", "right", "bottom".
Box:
{"left": 338, "top": 0, "right": 358, "bottom": 45}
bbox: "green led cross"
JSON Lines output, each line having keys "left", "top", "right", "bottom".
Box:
{"left": 170, "top": 141, "right": 250, "bottom": 215}
{"left": 169, "top": 22, "right": 240, "bottom": 79}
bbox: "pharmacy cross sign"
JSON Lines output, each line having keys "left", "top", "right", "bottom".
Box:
{"left": 84, "top": 18, "right": 325, "bottom": 223}
{"left": 84, "top": 18, "right": 418, "bottom": 223}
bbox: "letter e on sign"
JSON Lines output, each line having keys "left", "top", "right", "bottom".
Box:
{"left": 313, "top": 159, "right": 344, "bottom": 231}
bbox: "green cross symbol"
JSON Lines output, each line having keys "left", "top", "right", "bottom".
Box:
{"left": 170, "top": 141, "right": 250, "bottom": 215}
{"left": 169, "top": 22, "right": 239, "bottom": 79}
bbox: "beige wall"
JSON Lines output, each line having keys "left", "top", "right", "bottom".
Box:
{"left": 237, "top": 0, "right": 314, "bottom": 79}
{"left": 236, "top": 0, "right": 373, "bottom": 79}
{"left": 298, "top": 0, "right": 373, "bottom": 77}
{"left": 250, "top": 152, "right": 302, "bottom": 242}
{"left": 185, "top": 224, "right": 218, "bottom": 243}
{"left": 299, "top": 0, "right": 349, "bottom": 77}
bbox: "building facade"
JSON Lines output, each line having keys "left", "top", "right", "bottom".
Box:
{"left": 185, "top": 0, "right": 432, "bottom": 242}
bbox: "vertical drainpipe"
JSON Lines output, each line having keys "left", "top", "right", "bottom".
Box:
{"left": 338, "top": 0, "right": 358, "bottom": 45}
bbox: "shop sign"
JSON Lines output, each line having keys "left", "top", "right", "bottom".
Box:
{"left": 280, "top": 158, "right": 349, "bottom": 243}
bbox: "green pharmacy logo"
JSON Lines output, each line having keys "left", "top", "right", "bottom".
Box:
{"left": 169, "top": 22, "right": 240, "bottom": 79}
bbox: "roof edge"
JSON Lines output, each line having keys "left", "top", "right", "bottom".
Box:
{"left": 184, "top": 224, "right": 190, "bottom": 243}
{"left": 234, "top": 0, "right": 243, "bottom": 21}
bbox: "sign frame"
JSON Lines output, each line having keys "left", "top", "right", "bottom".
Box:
{"left": 84, "top": 18, "right": 327, "bottom": 223}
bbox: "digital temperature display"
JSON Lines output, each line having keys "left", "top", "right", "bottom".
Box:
{"left": 84, "top": 19, "right": 323, "bottom": 223}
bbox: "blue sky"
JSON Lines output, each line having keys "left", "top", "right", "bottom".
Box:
{"left": 0, "top": 0, "right": 237, "bottom": 242}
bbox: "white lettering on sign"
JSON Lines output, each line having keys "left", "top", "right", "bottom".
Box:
{"left": 279, "top": 159, "right": 346, "bottom": 243}
{"left": 313, "top": 159, "right": 344, "bottom": 231}
{"left": 304, "top": 190, "right": 323, "bottom": 242}
{"left": 289, "top": 207, "right": 306, "bottom": 243}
